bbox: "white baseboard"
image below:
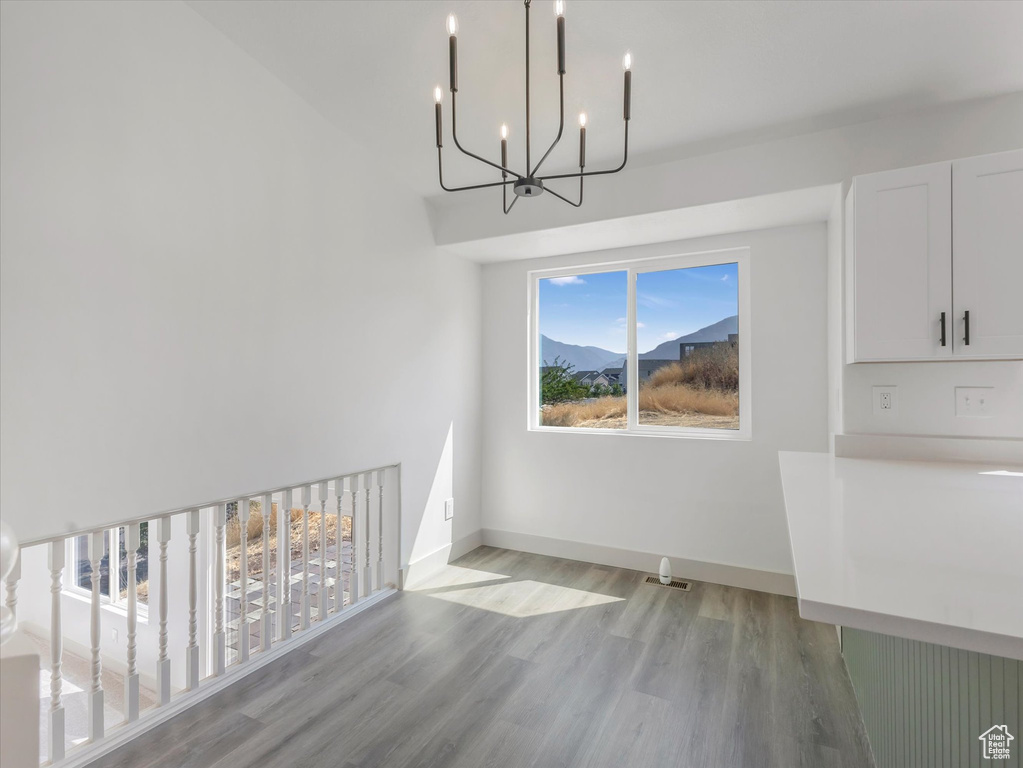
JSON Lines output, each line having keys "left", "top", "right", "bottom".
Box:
{"left": 402, "top": 530, "right": 484, "bottom": 589}
{"left": 55, "top": 588, "right": 396, "bottom": 768}
{"left": 478, "top": 528, "right": 796, "bottom": 597}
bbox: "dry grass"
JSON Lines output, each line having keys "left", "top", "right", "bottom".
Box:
{"left": 638, "top": 385, "right": 737, "bottom": 417}
{"left": 647, "top": 344, "right": 738, "bottom": 391}
{"left": 542, "top": 397, "right": 626, "bottom": 427}
{"left": 225, "top": 505, "right": 352, "bottom": 584}
{"left": 541, "top": 343, "right": 740, "bottom": 430}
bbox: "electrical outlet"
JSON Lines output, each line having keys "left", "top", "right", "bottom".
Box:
{"left": 444, "top": 498, "right": 454, "bottom": 521}
{"left": 872, "top": 386, "right": 898, "bottom": 415}
{"left": 955, "top": 387, "right": 993, "bottom": 418}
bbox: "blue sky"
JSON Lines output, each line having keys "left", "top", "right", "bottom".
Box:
{"left": 539, "top": 262, "right": 738, "bottom": 353}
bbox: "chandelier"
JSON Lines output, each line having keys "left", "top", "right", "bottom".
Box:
{"left": 433, "top": 0, "right": 632, "bottom": 213}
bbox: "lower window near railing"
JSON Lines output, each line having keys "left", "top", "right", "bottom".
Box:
{"left": 4, "top": 466, "right": 399, "bottom": 767}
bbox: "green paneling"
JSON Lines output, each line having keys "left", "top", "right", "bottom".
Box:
{"left": 842, "top": 628, "right": 1021, "bottom": 768}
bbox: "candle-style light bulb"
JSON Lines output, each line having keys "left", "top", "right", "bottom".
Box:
{"left": 623, "top": 52, "right": 632, "bottom": 121}
{"left": 556, "top": 1, "right": 566, "bottom": 74}
{"left": 578, "top": 113, "right": 586, "bottom": 168}
{"left": 448, "top": 15, "right": 459, "bottom": 92}
{"left": 500, "top": 124, "right": 508, "bottom": 176}
{"left": 434, "top": 88, "right": 443, "bottom": 148}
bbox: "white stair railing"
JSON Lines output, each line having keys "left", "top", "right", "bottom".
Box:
{"left": 3, "top": 465, "right": 399, "bottom": 768}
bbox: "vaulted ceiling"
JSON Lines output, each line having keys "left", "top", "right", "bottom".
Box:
{"left": 188, "top": 0, "right": 1023, "bottom": 200}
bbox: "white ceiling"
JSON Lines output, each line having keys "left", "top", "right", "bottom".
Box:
{"left": 188, "top": 0, "right": 1023, "bottom": 201}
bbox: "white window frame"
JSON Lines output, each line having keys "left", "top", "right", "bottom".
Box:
{"left": 65, "top": 525, "right": 150, "bottom": 621}
{"left": 528, "top": 246, "right": 751, "bottom": 440}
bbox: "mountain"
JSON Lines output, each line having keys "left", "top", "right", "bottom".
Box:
{"left": 540, "top": 335, "right": 622, "bottom": 373}
{"left": 541, "top": 315, "right": 738, "bottom": 372}
{"left": 639, "top": 315, "right": 738, "bottom": 359}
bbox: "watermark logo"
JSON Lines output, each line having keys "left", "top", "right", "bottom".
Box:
{"left": 979, "top": 725, "right": 1014, "bottom": 760}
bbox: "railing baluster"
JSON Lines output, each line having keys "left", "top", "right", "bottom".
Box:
{"left": 349, "top": 474, "right": 360, "bottom": 605}
{"left": 238, "top": 497, "right": 251, "bottom": 662}
{"left": 376, "top": 471, "right": 385, "bottom": 591}
{"left": 300, "top": 486, "right": 311, "bottom": 630}
{"left": 125, "top": 523, "right": 140, "bottom": 721}
{"left": 214, "top": 504, "right": 226, "bottom": 676}
{"left": 278, "top": 490, "right": 292, "bottom": 641}
{"left": 261, "top": 493, "right": 272, "bottom": 652}
{"left": 157, "top": 516, "right": 171, "bottom": 705}
{"left": 88, "top": 531, "right": 104, "bottom": 742}
{"left": 48, "top": 540, "right": 65, "bottom": 763}
{"left": 334, "top": 479, "right": 344, "bottom": 613}
{"left": 318, "top": 482, "right": 329, "bottom": 621}
{"left": 185, "top": 508, "right": 200, "bottom": 691}
{"left": 363, "top": 472, "right": 372, "bottom": 595}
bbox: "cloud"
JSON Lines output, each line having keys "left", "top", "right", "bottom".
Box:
{"left": 637, "top": 321, "right": 646, "bottom": 328}
{"left": 721, "top": 275, "right": 729, "bottom": 281}
{"left": 637, "top": 292, "right": 676, "bottom": 308}
{"left": 662, "top": 331, "right": 679, "bottom": 340}
{"left": 548, "top": 276, "right": 586, "bottom": 286}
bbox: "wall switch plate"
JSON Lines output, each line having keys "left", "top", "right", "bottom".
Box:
{"left": 872, "top": 386, "right": 898, "bottom": 415}
{"left": 444, "top": 498, "right": 454, "bottom": 521}
{"left": 955, "top": 386, "right": 993, "bottom": 418}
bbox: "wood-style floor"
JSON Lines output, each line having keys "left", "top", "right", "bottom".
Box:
{"left": 94, "top": 546, "right": 874, "bottom": 768}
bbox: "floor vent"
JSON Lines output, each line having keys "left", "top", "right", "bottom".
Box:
{"left": 645, "top": 576, "right": 692, "bottom": 591}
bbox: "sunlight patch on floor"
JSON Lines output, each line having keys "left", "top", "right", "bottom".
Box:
{"left": 421, "top": 579, "right": 624, "bottom": 618}
{"left": 407, "top": 565, "right": 512, "bottom": 590}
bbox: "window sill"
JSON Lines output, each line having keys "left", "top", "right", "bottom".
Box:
{"left": 528, "top": 425, "right": 751, "bottom": 441}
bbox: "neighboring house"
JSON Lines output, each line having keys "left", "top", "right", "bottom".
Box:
{"left": 679, "top": 335, "right": 739, "bottom": 358}
{"left": 637, "top": 359, "right": 678, "bottom": 381}
{"left": 621, "top": 359, "right": 677, "bottom": 391}
{"left": 572, "top": 370, "right": 599, "bottom": 386}
{"left": 599, "top": 367, "right": 623, "bottom": 388}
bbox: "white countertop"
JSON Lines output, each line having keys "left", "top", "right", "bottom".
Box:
{"left": 779, "top": 451, "right": 1023, "bottom": 660}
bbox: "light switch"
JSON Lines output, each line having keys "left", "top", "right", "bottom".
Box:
{"left": 955, "top": 387, "right": 993, "bottom": 418}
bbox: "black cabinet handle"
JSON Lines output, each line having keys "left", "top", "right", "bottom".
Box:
{"left": 940, "top": 312, "right": 946, "bottom": 347}
{"left": 964, "top": 310, "right": 970, "bottom": 346}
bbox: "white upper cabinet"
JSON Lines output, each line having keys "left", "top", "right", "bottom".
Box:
{"left": 848, "top": 149, "right": 1023, "bottom": 362}
{"left": 850, "top": 161, "right": 952, "bottom": 361}
{"left": 951, "top": 150, "right": 1023, "bottom": 359}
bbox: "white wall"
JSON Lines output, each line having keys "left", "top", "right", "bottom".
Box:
{"left": 430, "top": 93, "right": 1023, "bottom": 248}
{"left": 481, "top": 224, "right": 829, "bottom": 580}
{"left": 442, "top": 92, "right": 1023, "bottom": 444}
{"left": 0, "top": 0, "right": 482, "bottom": 569}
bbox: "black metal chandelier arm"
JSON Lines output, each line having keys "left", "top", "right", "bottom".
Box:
{"left": 539, "top": 121, "right": 629, "bottom": 182}
{"left": 502, "top": 183, "right": 519, "bottom": 215}
{"left": 451, "top": 93, "right": 524, "bottom": 179}
{"left": 528, "top": 73, "right": 565, "bottom": 178}
{"left": 437, "top": 148, "right": 516, "bottom": 193}
{"left": 543, "top": 175, "right": 584, "bottom": 208}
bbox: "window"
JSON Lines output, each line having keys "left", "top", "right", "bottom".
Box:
{"left": 531, "top": 248, "right": 750, "bottom": 438}
{"left": 69, "top": 523, "right": 149, "bottom": 612}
